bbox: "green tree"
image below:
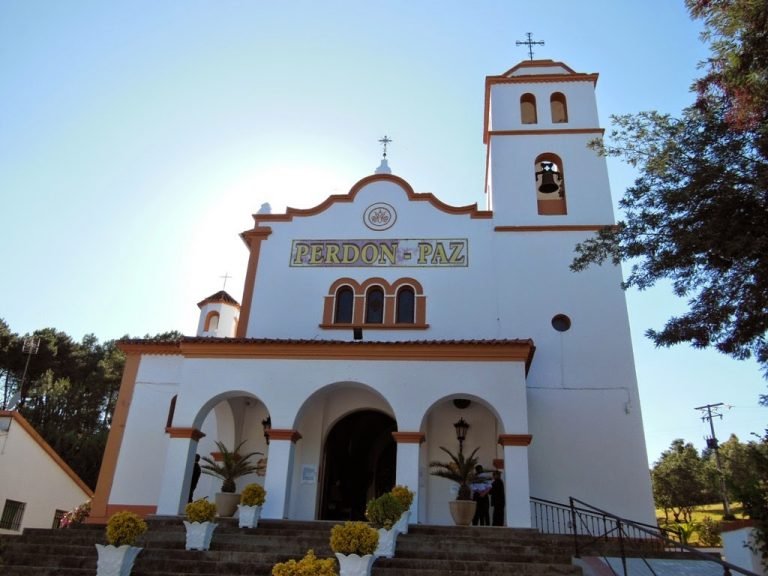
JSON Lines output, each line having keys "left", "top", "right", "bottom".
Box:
{"left": 652, "top": 439, "right": 714, "bottom": 523}
{"left": 571, "top": 0, "right": 768, "bottom": 384}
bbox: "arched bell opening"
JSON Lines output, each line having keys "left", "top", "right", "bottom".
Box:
{"left": 318, "top": 409, "right": 397, "bottom": 520}
{"left": 534, "top": 153, "right": 567, "bottom": 215}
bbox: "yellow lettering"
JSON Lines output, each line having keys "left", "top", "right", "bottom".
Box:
{"left": 361, "top": 243, "right": 378, "bottom": 264}
{"left": 448, "top": 241, "right": 466, "bottom": 264}
{"left": 325, "top": 243, "right": 341, "bottom": 264}
{"left": 293, "top": 243, "right": 310, "bottom": 265}
{"left": 431, "top": 242, "right": 449, "bottom": 265}
{"left": 342, "top": 243, "right": 360, "bottom": 264}
{"left": 309, "top": 244, "right": 324, "bottom": 264}
{"left": 417, "top": 242, "right": 433, "bottom": 264}
{"left": 379, "top": 242, "right": 397, "bottom": 265}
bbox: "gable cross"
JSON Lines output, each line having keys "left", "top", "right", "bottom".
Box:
{"left": 516, "top": 32, "right": 545, "bottom": 60}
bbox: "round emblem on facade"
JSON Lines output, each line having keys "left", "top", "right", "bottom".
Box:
{"left": 363, "top": 202, "right": 397, "bottom": 231}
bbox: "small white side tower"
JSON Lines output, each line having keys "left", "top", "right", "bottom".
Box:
{"left": 196, "top": 290, "right": 240, "bottom": 337}
{"left": 484, "top": 60, "right": 614, "bottom": 225}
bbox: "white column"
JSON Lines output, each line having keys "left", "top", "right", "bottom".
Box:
{"left": 261, "top": 429, "right": 300, "bottom": 519}
{"left": 500, "top": 434, "right": 532, "bottom": 528}
{"left": 393, "top": 432, "right": 424, "bottom": 525}
{"left": 157, "top": 429, "right": 201, "bottom": 515}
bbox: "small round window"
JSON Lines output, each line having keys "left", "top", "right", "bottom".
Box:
{"left": 551, "top": 314, "right": 571, "bottom": 332}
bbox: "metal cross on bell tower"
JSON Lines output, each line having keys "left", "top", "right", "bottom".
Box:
{"left": 516, "top": 32, "right": 545, "bottom": 60}
{"left": 378, "top": 135, "right": 392, "bottom": 158}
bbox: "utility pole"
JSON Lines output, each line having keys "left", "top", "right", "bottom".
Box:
{"left": 18, "top": 336, "right": 40, "bottom": 409}
{"left": 694, "top": 402, "right": 734, "bottom": 520}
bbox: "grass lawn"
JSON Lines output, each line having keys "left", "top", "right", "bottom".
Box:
{"left": 656, "top": 502, "right": 748, "bottom": 546}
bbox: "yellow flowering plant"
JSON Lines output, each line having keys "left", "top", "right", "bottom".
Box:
{"left": 106, "top": 511, "right": 147, "bottom": 547}
{"left": 271, "top": 549, "right": 336, "bottom": 576}
{"left": 390, "top": 485, "right": 414, "bottom": 510}
{"left": 240, "top": 483, "right": 266, "bottom": 507}
{"left": 185, "top": 498, "right": 217, "bottom": 523}
{"left": 329, "top": 521, "right": 378, "bottom": 556}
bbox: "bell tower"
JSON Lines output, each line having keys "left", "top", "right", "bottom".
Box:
{"left": 484, "top": 60, "right": 615, "bottom": 225}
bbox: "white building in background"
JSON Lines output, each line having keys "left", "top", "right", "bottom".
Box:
{"left": 90, "top": 60, "right": 655, "bottom": 527}
{"left": 0, "top": 410, "right": 93, "bottom": 533}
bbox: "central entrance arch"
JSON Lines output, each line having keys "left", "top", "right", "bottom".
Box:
{"left": 319, "top": 409, "right": 397, "bottom": 520}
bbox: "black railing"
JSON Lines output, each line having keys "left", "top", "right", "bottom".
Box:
{"left": 530, "top": 496, "right": 759, "bottom": 576}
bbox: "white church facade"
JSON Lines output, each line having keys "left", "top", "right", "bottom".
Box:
{"left": 90, "top": 59, "right": 655, "bottom": 527}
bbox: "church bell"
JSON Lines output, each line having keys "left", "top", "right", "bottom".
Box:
{"left": 537, "top": 162, "right": 561, "bottom": 194}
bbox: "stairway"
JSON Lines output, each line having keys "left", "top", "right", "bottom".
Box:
{"left": 0, "top": 517, "right": 586, "bottom": 575}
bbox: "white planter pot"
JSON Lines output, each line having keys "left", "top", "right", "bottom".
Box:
{"left": 237, "top": 504, "right": 261, "bottom": 528}
{"left": 395, "top": 509, "right": 411, "bottom": 534}
{"left": 183, "top": 520, "right": 217, "bottom": 550}
{"left": 95, "top": 544, "right": 142, "bottom": 576}
{"left": 335, "top": 552, "right": 375, "bottom": 576}
{"left": 374, "top": 526, "right": 398, "bottom": 558}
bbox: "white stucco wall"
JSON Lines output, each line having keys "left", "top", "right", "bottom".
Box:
{"left": 0, "top": 414, "right": 91, "bottom": 533}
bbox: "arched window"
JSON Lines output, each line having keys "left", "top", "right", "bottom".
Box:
{"left": 334, "top": 286, "right": 354, "bottom": 323}
{"left": 520, "top": 93, "right": 537, "bottom": 124}
{"left": 204, "top": 311, "right": 220, "bottom": 332}
{"left": 535, "top": 153, "right": 567, "bottom": 215}
{"left": 395, "top": 287, "right": 415, "bottom": 324}
{"left": 550, "top": 92, "right": 568, "bottom": 123}
{"left": 365, "top": 286, "right": 384, "bottom": 324}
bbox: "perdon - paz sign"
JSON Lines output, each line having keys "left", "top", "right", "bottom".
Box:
{"left": 290, "top": 239, "right": 468, "bottom": 267}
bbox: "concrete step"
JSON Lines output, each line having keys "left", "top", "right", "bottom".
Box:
{"left": 1, "top": 518, "right": 584, "bottom": 576}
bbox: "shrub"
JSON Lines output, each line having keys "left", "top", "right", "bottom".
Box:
{"left": 106, "top": 511, "right": 147, "bottom": 547}
{"left": 241, "top": 483, "right": 266, "bottom": 507}
{"left": 390, "top": 485, "right": 414, "bottom": 510}
{"left": 272, "top": 549, "right": 336, "bottom": 576}
{"left": 329, "top": 521, "right": 378, "bottom": 556}
{"left": 365, "top": 493, "right": 404, "bottom": 530}
{"left": 698, "top": 516, "right": 722, "bottom": 547}
{"left": 60, "top": 500, "right": 91, "bottom": 528}
{"left": 185, "top": 498, "right": 216, "bottom": 523}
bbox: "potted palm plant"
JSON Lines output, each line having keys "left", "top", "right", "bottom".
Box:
{"left": 200, "top": 440, "right": 264, "bottom": 517}
{"left": 429, "top": 446, "right": 480, "bottom": 526}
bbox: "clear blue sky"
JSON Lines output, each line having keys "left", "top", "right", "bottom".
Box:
{"left": 1, "top": 0, "right": 764, "bottom": 466}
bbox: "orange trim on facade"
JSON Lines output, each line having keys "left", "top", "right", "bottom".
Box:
{"left": 498, "top": 434, "right": 533, "bottom": 447}
{"left": 89, "top": 354, "right": 141, "bottom": 524}
{"left": 319, "top": 323, "right": 430, "bottom": 330}
{"left": 237, "top": 227, "right": 273, "bottom": 337}
{"left": 117, "top": 339, "right": 535, "bottom": 368}
{"left": 166, "top": 427, "right": 206, "bottom": 441}
{"left": 502, "top": 59, "right": 580, "bottom": 76}
{"left": 392, "top": 432, "right": 425, "bottom": 444}
{"left": 495, "top": 225, "right": 613, "bottom": 232}
{"left": 267, "top": 429, "right": 302, "bottom": 443}
{"left": 489, "top": 128, "right": 604, "bottom": 137}
{"left": 104, "top": 504, "right": 157, "bottom": 520}
{"left": 0, "top": 410, "right": 94, "bottom": 498}
{"left": 248, "top": 174, "right": 489, "bottom": 224}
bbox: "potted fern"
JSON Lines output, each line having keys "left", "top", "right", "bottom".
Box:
{"left": 330, "top": 521, "right": 379, "bottom": 576}
{"left": 200, "top": 440, "right": 264, "bottom": 517}
{"left": 429, "top": 446, "right": 480, "bottom": 526}
{"left": 238, "top": 483, "right": 266, "bottom": 528}
{"left": 365, "top": 492, "right": 404, "bottom": 558}
{"left": 96, "top": 511, "right": 147, "bottom": 576}
{"left": 183, "top": 498, "right": 217, "bottom": 550}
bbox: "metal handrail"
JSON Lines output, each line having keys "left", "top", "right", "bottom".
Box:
{"left": 530, "top": 496, "right": 759, "bottom": 576}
